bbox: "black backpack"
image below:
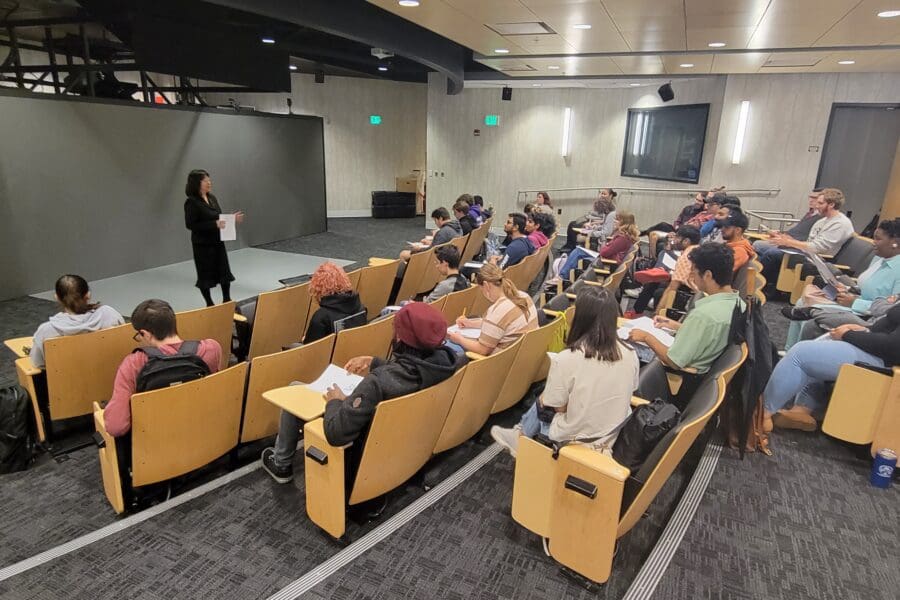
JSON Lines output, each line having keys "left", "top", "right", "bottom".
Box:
{"left": 612, "top": 398, "right": 681, "bottom": 471}
{"left": 134, "top": 341, "right": 211, "bottom": 393}
{"left": 0, "top": 385, "right": 35, "bottom": 474}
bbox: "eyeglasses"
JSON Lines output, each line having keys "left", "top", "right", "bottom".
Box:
{"left": 132, "top": 330, "right": 143, "bottom": 342}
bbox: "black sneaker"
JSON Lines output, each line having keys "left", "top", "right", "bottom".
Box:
{"left": 261, "top": 447, "right": 293, "bottom": 484}
{"left": 780, "top": 306, "right": 814, "bottom": 321}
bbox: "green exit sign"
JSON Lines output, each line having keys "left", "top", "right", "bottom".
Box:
{"left": 485, "top": 114, "right": 500, "bottom": 126}
{"left": 370, "top": 115, "right": 382, "bottom": 125}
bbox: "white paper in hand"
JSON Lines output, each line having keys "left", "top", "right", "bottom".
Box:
{"left": 447, "top": 325, "right": 481, "bottom": 339}
{"left": 306, "top": 364, "right": 364, "bottom": 396}
{"left": 617, "top": 316, "right": 675, "bottom": 347}
{"left": 219, "top": 213, "right": 237, "bottom": 241}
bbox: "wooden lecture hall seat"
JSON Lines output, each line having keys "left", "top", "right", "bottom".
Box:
{"left": 330, "top": 312, "right": 395, "bottom": 367}
{"left": 356, "top": 259, "right": 400, "bottom": 321}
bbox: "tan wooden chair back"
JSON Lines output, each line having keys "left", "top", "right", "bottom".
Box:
{"left": 176, "top": 301, "right": 236, "bottom": 369}
{"left": 331, "top": 313, "right": 395, "bottom": 367}
{"left": 396, "top": 246, "right": 436, "bottom": 302}
{"left": 246, "top": 284, "right": 311, "bottom": 360}
{"left": 460, "top": 223, "right": 489, "bottom": 265}
{"left": 439, "top": 285, "right": 480, "bottom": 325}
{"left": 492, "top": 316, "right": 564, "bottom": 414}
{"left": 44, "top": 322, "right": 138, "bottom": 420}
{"left": 357, "top": 259, "right": 400, "bottom": 321}
{"left": 469, "top": 286, "right": 492, "bottom": 317}
{"left": 130, "top": 362, "right": 248, "bottom": 487}
{"left": 349, "top": 368, "right": 463, "bottom": 504}
{"left": 240, "top": 334, "right": 335, "bottom": 443}
{"left": 433, "top": 341, "right": 520, "bottom": 453}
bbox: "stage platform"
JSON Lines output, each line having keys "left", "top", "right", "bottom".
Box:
{"left": 31, "top": 248, "right": 353, "bottom": 314}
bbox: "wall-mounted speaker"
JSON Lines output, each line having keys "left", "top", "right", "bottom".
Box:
{"left": 658, "top": 83, "right": 674, "bottom": 102}
{"left": 315, "top": 70, "right": 325, "bottom": 84}
{"left": 502, "top": 87, "right": 512, "bottom": 101}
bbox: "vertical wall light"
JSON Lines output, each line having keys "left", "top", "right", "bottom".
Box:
{"left": 561, "top": 107, "right": 573, "bottom": 157}
{"left": 639, "top": 113, "right": 651, "bottom": 156}
{"left": 631, "top": 112, "right": 644, "bottom": 156}
{"left": 732, "top": 100, "right": 750, "bottom": 165}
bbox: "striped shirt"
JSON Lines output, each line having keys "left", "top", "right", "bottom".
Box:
{"left": 479, "top": 291, "right": 539, "bottom": 353}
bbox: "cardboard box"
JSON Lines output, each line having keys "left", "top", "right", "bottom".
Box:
{"left": 396, "top": 176, "right": 417, "bottom": 193}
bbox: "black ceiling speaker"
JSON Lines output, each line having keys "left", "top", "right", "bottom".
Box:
{"left": 315, "top": 70, "right": 325, "bottom": 84}
{"left": 502, "top": 86, "right": 512, "bottom": 101}
{"left": 658, "top": 82, "right": 674, "bottom": 102}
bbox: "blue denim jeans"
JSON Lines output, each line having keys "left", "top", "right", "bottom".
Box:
{"left": 753, "top": 241, "right": 785, "bottom": 287}
{"left": 559, "top": 247, "right": 595, "bottom": 280}
{"left": 762, "top": 339, "right": 884, "bottom": 416}
{"left": 519, "top": 402, "right": 551, "bottom": 438}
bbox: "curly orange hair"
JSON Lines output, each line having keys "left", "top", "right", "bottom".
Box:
{"left": 310, "top": 262, "right": 352, "bottom": 302}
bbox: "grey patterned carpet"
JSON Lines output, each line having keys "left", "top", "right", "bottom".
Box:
{"left": 1, "top": 218, "right": 897, "bottom": 600}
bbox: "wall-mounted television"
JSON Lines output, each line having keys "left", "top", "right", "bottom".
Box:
{"left": 620, "top": 103, "right": 710, "bottom": 184}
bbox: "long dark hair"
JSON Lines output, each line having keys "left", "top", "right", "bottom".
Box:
{"left": 55, "top": 275, "right": 100, "bottom": 315}
{"left": 185, "top": 169, "right": 210, "bottom": 197}
{"left": 566, "top": 286, "right": 622, "bottom": 362}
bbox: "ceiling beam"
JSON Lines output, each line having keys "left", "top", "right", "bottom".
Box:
{"left": 205, "top": 0, "right": 466, "bottom": 94}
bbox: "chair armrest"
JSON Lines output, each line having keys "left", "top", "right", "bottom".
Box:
{"left": 630, "top": 395, "right": 650, "bottom": 407}
{"left": 368, "top": 257, "right": 396, "bottom": 266}
{"left": 558, "top": 444, "right": 631, "bottom": 482}
{"left": 565, "top": 292, "right": 577, "bottom": 300}
{"left": 853, "top": 361, "right": 894, "bottom": 377}
{"left": 600, "top": 258, "right": 617, "bottom": 265}
{"left": 594, "top": 268, "right": 611, "bottom": 276}
{"left": 832, "top": 264, "right": 851, "bottom": 272}
{"left": 584, "top": 280, "right": 604, "bottom": 287}
{"left": 233, "top": 313, "right": 248, "bottom": 323}
{"left": 303, "top": 418, "right": 351, "bottom": 538}
{"left": 817, "top": 253, "right": 835, "bottom": 261}
{"left": 465, "top": 351, "right": 487, "bottom": 361}
{"left": 15, "top": 357, "right": 41, "bottom": 377}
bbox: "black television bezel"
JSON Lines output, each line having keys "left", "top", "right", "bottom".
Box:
{"left": 620, "top": 103, "right": 710, "bottom": 184}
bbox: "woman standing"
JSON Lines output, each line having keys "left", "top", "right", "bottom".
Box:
{"left": 184, "top": 169, "right": 244, "bottom": 306}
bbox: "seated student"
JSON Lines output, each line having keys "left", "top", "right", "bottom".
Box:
{"left": 490, "top": 286, "right": 639, "bottom": 457}
{"left": 685, "top": 192, "right": 725, "bottom": 229}
{"left": 525, "top": 212, "right": 550, "bottom": 249}
{"left": 304, "top": 262, "right": 366, "bottom": 344}
{"left": 399, "top": 207, "right": 462, "bottom": 262}
{"left": 720, "top": 208, "right": 756, "bottom": 272}
{"left": 30, "top": 274, "right": 124, "bottom": 368}
{"left": 628, "top": 243, "right": 745, "bottom": 375}
{"left": 473, "top": 195, "right": 492, "bottom": 221}
{"left": 700, "top": 196, "right": 740, "bottom": 243}
{"left": 753, "top": 188, "right": 824, "bottom": 257}
{"left": 784, "top": 218, "right": 900, "bottom": 343}
{"left": 261, "top": 302, "right": 462, "bottom": 483}
{"left": 762, "top": 302, "right": 900, "bottom": 433}
{"left": 533, "top": 191, "right": 554, "bottom": 215}
{"left": 490, "top": 212, "right": 535, "bottom": 269}
{"left": 641, "top": 190, "right": 708, "bottom": 237}
{"left": 627, "top": 225, "right": 701, "bottom": 317}
{"left": 453, "top": 197, "right": 477, "bottom": 235}
{"left": 757, "top": 188, "right": 854, "bottom": 291}
{"left": 424, "top": 245, "right": 470, "bottom": 303}
{"left": 554, "top": 211, "right": 640, "bottom": 282}
{"left": 448, "top": 263, "right": 538, "bottom": 355}
{"left": 104, "top": 299, "right": 222, "bottom": 437}
{"left": 561, "top": 189, "right": 617, "bottom": 253}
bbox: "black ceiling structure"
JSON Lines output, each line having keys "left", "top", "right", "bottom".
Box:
{"left": 0, "top": 0, "right": 472, "bottom": 103}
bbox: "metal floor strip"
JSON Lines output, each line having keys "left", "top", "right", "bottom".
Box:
{"left": 621, "top": 441, "right": 723, "bottom": 600}
{"left": 0, "top": 460, "right": 261, "bottom": 582}
{"left": 266, "top": 443, "right": 502, "bottom": 600}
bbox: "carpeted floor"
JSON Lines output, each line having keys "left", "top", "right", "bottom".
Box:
{"left": 1, "top": 218, "right": 897, "bottom": 600}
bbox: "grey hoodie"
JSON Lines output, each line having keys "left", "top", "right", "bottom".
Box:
{"left": 30, "top": 305, "right": 125, "bottom": 368}
{"left": 432, "top": 219, "right": 463, "bottom": 247}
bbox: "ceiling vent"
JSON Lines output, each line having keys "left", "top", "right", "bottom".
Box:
{"left": 762, "top": 55, "right": 823, "bottom": 68}
{"left": 488, "top": 22, "right": 555, "bottom": 36}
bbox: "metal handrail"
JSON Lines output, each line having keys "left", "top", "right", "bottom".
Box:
{"left": 746, "top": 209, "right": 799, "bottom": 233}
{"left": 516, "top": 186, "right": 781, "bottom": 205}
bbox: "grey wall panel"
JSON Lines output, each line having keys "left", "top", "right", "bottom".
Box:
{"left": 0, "top": 91, "right": 326, "bottom": 300}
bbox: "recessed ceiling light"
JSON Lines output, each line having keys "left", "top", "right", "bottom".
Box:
{"left": 547, "top": 65, "right": 560, "bottom": 70}
{"left": 838, "top": 60, "right": 855, "bottom": 65}
{"left": 680, "top": 63, "right": 694, "bottom": 68}
{"left": 629, "top": 83, "right": 641, "bottom": 86}
{"left": 708, "top": 42, "right": 726, "bottom": 48}
{"left": 494, "top": 48, "right": 510, "bottom": 54}
{"left": 877, "top": 10, "right": 900, "bottom": 18}
{"left": 378, "top": 66, "right": 389, "bottom": 71}
{"left": 398, "top": 0, "right": 420, "bottom": 6}
{"left": 289, "top": 65, "right": 297, "bottom": 71}
{"left": 532, "top": 83, "right": 542, "bottom": 87}
{"left": 261, "top": 37, "right": 275, "bottom": 44}
{"left": 573, "top": 24, "right": 592, "bottom": 30}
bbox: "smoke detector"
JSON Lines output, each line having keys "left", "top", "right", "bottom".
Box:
{"left": 371, "top": 48, "right": 395, "bottom": 60}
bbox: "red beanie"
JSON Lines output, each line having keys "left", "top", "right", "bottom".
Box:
{"left": 394, "top": 302, "right": 447, "bottom": 350}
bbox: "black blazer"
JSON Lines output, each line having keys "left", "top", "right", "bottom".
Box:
{"left": 185, "top": 194, "right": 223, "bottom": 245}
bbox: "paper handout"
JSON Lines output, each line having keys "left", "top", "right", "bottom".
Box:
{"left": 617, "top": 316, "right": 675, "bottom": 347}
{"left": 305, "top": 364, "right": 364, "bottom": 396}
{"left": 447, "top": 325, "right": 481, "bottom": 339}
{"left": 219, "top": 213, "right": 237, "bottom": 241}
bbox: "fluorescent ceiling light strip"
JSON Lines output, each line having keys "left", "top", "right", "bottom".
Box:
{"left": 732, "top": 100, "right": 750, "bottom": 165}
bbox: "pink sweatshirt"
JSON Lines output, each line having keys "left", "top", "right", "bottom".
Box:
{"left": 104, "top": 339, "right": 222, "bottom": 437}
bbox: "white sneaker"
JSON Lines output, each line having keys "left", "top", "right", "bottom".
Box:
{"left": 491, "top": 425, "right": 521, "bottom": 458}
{"left": 624, "top": 287, "right": 642, "bottom": 299}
